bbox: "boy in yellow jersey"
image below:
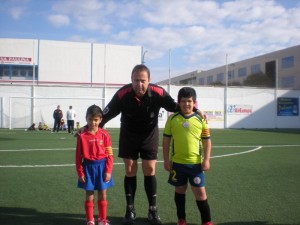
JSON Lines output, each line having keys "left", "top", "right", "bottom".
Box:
{"left": 163, "top": 87, "right": 213, "bottom": 225}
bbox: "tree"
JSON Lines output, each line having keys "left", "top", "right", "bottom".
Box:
{"left": 243, "top": 73, "right": 274, "bottom": 88}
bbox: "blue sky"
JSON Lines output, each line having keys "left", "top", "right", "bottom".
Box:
{"left": 1, "top": 0, "right": 300, "bottom": 83}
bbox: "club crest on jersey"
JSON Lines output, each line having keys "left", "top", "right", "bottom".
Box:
{"left": 182, "top": 121, "right": 189, "bottom": 128}
{"left": 193, "top": 177, "right": 201, "bottom": 184}
{"left": 150, "top": 112, "right": 155, "bottom": 118}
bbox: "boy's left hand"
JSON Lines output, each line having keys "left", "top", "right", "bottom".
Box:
{"left": 104, "top": 172, "right": 111, "bottom": 183}
{"left": 201, "top": 159, "right": 210, "bottom": 171}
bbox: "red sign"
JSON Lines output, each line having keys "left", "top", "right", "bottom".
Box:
{"left": 0, "top": 56, "right": 32, "bottom": 64}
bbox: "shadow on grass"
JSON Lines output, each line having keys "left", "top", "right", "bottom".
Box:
{"left": 0, "top": 207, "right": 125, "bottom": 225}
{"left": 163, "top": 222, "right": 296, "bottom": 225}
{"left": 1, "top": 208, "right": 297, "bottom": 225}
{"left": 0, "top": 137, "right": 16, "bottom": 141}
{"left": 217, "top": 222, "right": 295, "bottom": 225}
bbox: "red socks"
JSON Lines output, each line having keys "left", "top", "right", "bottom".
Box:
{"left": 98, "top": 200, "right": 108, "bottom": 221}
{"left": 85, "top": 200, "right": 94, "bottom": 221}
{"left": 85, "top": 200, "right": 108, "bottom": 221}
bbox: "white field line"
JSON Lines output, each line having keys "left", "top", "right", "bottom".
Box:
{"left": 0, "top": 145, "right": 299, "bottom": 168}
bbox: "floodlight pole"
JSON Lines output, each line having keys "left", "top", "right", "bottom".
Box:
{"left": 142, "top": 49, "right": 148, "bottom": 64}
{"left": 224, "top": 53, "right": 228, "bottom": 129}
{"left": 168, "top": 49, "right": 171, "bottom": 93}
{"left": 275, "top": 58, "right": 279, "bottom": 128}
{"left": 168, "top": 49, "right": 172, "bottom": 117}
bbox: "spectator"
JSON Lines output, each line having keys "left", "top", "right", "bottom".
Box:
{"left": 67, "top": 105, "right": 76, "bottom": 134}
{"left": 27, "top": 123, "right": 36, "bottom": 131}
{"left": 53, "top": 105, "right": 63, "bottom": 132}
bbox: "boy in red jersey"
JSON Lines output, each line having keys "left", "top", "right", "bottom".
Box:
{"left": 76, "top": 104, "right": 114, "bottom": 225}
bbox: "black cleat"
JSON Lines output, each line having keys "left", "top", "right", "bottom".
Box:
{"left": 147, "top": 206, "right": 162, "bottom": 225}
{"left": 122, "top": 205, "right": 136, "bottom": 225}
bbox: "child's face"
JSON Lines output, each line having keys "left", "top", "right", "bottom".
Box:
{"left": 179, "top": 97, "right": 195, "bottom": 115}
{"left": 86, "top": 115, "right": 102, "bottom": 130}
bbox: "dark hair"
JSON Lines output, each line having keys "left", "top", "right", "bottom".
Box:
{"left": 131, "top": 64, "right": 150, "bottom": 78}
{"left": 177, "top": 87, "right": 197, "bottom": 102}
{"left": 86, "top": 104, "right": 103, "bottom": 118}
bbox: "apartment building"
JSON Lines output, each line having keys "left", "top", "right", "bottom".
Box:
{"left": 157, "top": 45, "right": 300, "bottom": 90}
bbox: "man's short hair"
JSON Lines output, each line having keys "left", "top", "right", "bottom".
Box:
{"left": 131, "top": 64, "right": 150, "bottom": 78}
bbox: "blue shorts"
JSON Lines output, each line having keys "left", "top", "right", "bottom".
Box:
{"left": 168, "top": 162, "right": 205, "bottom": 188}
{"left": 77, "top": 159, "right": 114, "bottom": 191}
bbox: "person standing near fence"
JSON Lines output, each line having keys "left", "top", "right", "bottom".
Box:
{"left": 67, "top": 105, "right": 76, "bottom": 134}
{"left": 163, "top": 87, "right": 213, "bottom": 225}
{"left": 52, "top": 105, "right": 63, "bottom": 133}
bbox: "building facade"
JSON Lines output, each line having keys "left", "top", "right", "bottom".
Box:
{"left": 157, "top": 45, "right": 300, "bottom": 90}
{"left": 0, "top": 38, "right": 141, "bottom": 86}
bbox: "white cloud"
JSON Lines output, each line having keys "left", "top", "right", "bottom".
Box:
{"left": 50, "top": 0, "right": 114, "bottom": 31}
{"left": 141, "top": 0, "right": 221, "bottom": 26}
{"left": 9, "top": 7, "right": 25, "bottom": 20}
{"left": 2, "top": 0, "right": 300, "bottom": 82}
{"left": 48, "top": 14, "right": 70, "bottom": 27}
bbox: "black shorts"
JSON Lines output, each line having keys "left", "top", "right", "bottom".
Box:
{"left": 118, "top": 126, "right": 159, "bottom": 160}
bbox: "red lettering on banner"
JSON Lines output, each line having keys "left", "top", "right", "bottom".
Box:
{"left": 0, "top": 56, "right": 32, "bottom": 64}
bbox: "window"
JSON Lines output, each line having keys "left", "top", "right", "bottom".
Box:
{"left": 238, "top": 67, "right": 247, "bottom": 77}
{"left": 207, "top": 75, "right": 213, "bottom": 84}
{"left": 228, "top": 70, "right": 234, "bottom": 80}
{"left": 216, "top": 72, "right": 224, "bottom": 82}
{"left": 251, "top": 64, "right": 261, "bottom": 74}
{"left": 282, "top": 56, "right": 294, "bottom": 69}
{"left": 20, "top": 70, "right": 27, "bottom": 76}
{"left": 199, "top": 78, "right": 205, "bottom": 85}
{"left": 4, "top": 70, "right": 10, "bottom": 76}
{"left": 0, "top": 65, "right": 38, "bottom": 80}
{"left": 12, "top": 70, "right": 18, "bottom": 76}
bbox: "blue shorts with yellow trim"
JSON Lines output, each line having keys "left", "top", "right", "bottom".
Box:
{"left": 168, "top": 162, "right": 205, "bottom": 188}
{"left": 77, "top": 159, "right": 114, "bottom": 191}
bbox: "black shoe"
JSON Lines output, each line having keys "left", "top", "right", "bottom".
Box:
{"left": 148, "top": 206, "right": 162, "bottom": 225}
{"left": 122, "top": 205, "right": 136, "bottom": 225}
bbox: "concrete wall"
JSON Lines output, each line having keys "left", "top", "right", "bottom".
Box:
{"left": 1, "top": 84, "right": 299, "bottom": 129}
{"left": 0, "top": 38, "right": 141, "bottom": 85}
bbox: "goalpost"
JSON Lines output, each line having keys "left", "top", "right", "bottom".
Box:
{"left": 9, "top": 96, "right": 105, "bottom": 130}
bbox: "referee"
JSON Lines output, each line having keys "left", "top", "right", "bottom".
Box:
{"left": 100, "top": 64, "right": 204, "bottom": 225}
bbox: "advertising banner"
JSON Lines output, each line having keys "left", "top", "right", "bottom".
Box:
{"left": 0, "top": 56, "right": 32, "bottom": 65}
{"left": 277, "top": 97, "right": 299, "bottom": 116}
{"left": 227, "top": 105, "right": 253, "bottom": 115}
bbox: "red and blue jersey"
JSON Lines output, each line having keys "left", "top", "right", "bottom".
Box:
{"left": 75, "top": 127, "right": 113, "bottom": 177}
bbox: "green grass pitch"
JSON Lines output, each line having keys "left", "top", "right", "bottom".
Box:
{"left": 0, "top": 128, "right": 300, "bottom": 225}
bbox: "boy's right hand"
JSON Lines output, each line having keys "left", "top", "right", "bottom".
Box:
{"left": 78, "top": 176, "right": 85, "bottom": 183}
{"left": 164, "top": 159, "right": 171, "bottom": 172}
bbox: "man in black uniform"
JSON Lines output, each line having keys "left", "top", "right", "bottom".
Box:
{"left": 100, "top": 64, "right": 204, "bottom": 225}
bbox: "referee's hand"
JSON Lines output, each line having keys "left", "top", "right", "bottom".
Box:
{"left": 74, "top": 125, "right": 87, "bottom": 137}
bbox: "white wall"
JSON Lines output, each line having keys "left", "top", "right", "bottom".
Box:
{"left": 1, "top": 84, "right": 299, "bottom": 129}
{"left": 0, "top": 38, "right": 141, "bottom": 85}
{"left": 39, "top": 40, "right": 92, "bottom": 83}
